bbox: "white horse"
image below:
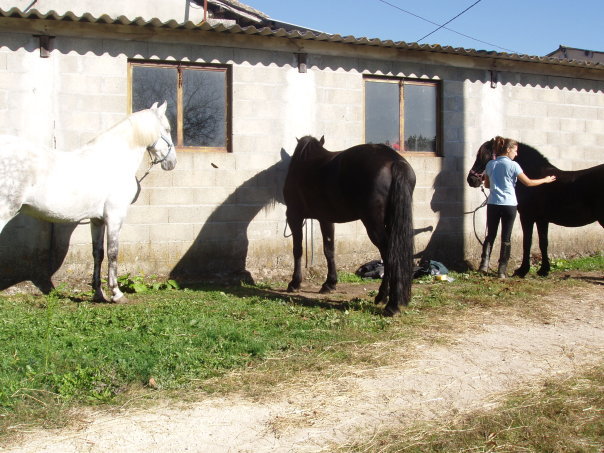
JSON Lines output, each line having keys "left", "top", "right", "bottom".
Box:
{"left": 0, "top": 102, "right": 176, "bottom": 302}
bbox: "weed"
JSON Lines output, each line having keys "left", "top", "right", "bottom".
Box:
{"left": 117, "top": 273, "right": 180, "bottom": 293}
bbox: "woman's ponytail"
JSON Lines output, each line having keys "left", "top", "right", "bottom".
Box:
{"left": 493, "top": 136, "right": 518, "bottom": 156}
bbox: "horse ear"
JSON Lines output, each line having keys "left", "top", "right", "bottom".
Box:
{"left": 150, "top": 102, "right": 158, "bottom": 110}
{"left": 296, "top": 137, "right": 300, "bottom": 143}
{"left": 158, "top": 101, "right": 167, "bottom": 116}
{"left": 319, "top": 135, "right": 325, "bottom": 146}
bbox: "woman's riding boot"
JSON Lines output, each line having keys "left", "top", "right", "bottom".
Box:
{"left": 478, "top": 242, "right": 492, "bottom": 273}
{"left": 497, "top": 242, "right": 512, "bottom": 279}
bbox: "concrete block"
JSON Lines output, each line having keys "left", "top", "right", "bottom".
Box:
{"left": 150, "top": 223, "right": 196, "bottom": 243}
{"left": 126, "top": 206, "right": 171, "bottom": 225}
{"left": 119, "top": 224, "right": 151, "bottom": 243}
{"left": 506, "top": 116, "right": 535, "bottom": 130}
{"left": 168, "top": 206, "right": 213, "bottom": 225}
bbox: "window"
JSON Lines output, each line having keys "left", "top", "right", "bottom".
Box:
{"left": 130, "top": 61, "right": 231, "bottom": 152}
{"left": 365, "top": 77, "right": 441, "bottom": 154}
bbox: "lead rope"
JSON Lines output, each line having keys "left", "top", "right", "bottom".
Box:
{"left": 132, "top": 151, "right": 160, "bottom": 204}
{"left": 283, "top": 218, "right": 307, "bottom": 238}
{"left": 133, "top": 138, "right": 174, "bottom": 203}
{"left": 464, "top": 185, "right": 488, "bottom": 246}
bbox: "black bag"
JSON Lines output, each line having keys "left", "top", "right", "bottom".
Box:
{"left": 413, "top": 259, "right": 448, "bottom": 279}
{"left": 355, "top": 259, "right": 384, "bottom": 279}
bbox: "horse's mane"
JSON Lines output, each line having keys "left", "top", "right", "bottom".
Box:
{"left": 86, "top": 109, "right": 158, "bottom": 148}
{"left": 517, "top": 142, "right": 558, "bottom": 172}
{"left": 518, "top": 142, "right": 552, "bottom": 165}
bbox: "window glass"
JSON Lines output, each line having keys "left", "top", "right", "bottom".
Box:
{"left": 403, "top": 84, "right": 437, "bottom": 152}
{"left": 132, "top": 66, "right": 177, "bottom": 142}
{"left": 183, "top": 69, "right": 226, "bottom": 147}
{"left": 130, "top": 62, "right": 229, "bottom": 151}
{"left": 365, "top": 81, "right": 400, "bottom": 149}
{"left": 364, "top": 78, "right": 440, "bottom": 154}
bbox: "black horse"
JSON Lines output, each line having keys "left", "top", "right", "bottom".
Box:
{"left": 467, "top": 139, "right": 604, "bottom": 277}
{"left": 283, "top": 136, "right": 416, "bottom": 316}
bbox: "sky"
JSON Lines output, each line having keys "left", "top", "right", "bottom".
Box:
{"left": 246, "top": 0, "right": 604, "bottom": 57}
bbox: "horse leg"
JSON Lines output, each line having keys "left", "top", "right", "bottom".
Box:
{"left": 90, "top": 220, "right": 108, "bottom": 302}
{"left": 362, "top": 218, "right": 388, "bottom": 304}
{"left": 513, "top": 215, "right": 533, "bottom": 278}
{"left": 106, "top": 217, "right": 127, "bottom": 303}
{"left": 287, "top": 214, "right": 304, "bottom": 292}
{"left": 536, "top": 220, "right": 550, "bottom": 277}
{"left": 319, "top": 220, "right": 337, "bottom": 293}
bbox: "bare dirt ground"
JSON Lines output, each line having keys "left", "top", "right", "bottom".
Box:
{"left": 3, "top": 277, "right": 604, "bottom": 453}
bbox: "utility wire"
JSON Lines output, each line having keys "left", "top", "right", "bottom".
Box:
{"left": 417, "top": 0, "right": 482, "bottom": 43}
{"left": 375, "top": 0, "right": 518, "bottom": 53}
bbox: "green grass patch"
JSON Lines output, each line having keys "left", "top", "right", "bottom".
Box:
{"left": 547, "top": 251, "right": 604, "bottom": 272}
{"left": 0, "top": 285, "right": 392, "bottom": 424}
{"left": 0, "top": 256, "right": 600, "bottom": 439}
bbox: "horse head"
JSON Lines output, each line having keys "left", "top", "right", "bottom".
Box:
{"left": 466, "top": 138, "right": 495, "bottom": 187}
{"left": 147, "top": 101, "right": 177, "bottom": 171}
{"left": 293, "top": 135, "right": 325, "bottom": 161}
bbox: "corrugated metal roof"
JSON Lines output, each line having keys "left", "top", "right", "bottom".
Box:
{"left": 1, "top": 7, "right": 603, "bottom": 71}
{"left": 205, "top": 0, "right": 270, "bottom": 21}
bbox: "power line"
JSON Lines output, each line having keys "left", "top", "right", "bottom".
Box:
{"left": 374, "top": 0, "right": 518, "bottom": 53}
{"left": 417, "top": 0, "right": 483, "bottom": 43}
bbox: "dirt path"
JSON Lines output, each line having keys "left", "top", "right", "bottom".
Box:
{"left": 3, "top": 284, "right": 604, "bottom": 453}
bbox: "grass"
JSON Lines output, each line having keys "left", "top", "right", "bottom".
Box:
{"left": 342, "top": 364, "right": 604, "bottom": 452}
{"left": 0, "top": 253, "right": 601, "bottom": 440}
{"left": 547, "top": 251, "right": 604, "bottom": 272}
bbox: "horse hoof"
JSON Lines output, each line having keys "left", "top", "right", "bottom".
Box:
{"left": 537, "top": 269, "right": 550, "bottom": 277}
{"left": 287, "top": 284, "right": 300, "bottom": 293}
{"left": 92, "top": 294, "right": 108, "bottom": 303}
{"left": 374, "top": 294, "right": 387, "bottom": 305}
{"left": 113, "top": 295, "right": 129, "bottom": 304}
{"left": 383, "top": 306, "right": 400, "bottom": 317}
{"left": 319, "top": 285, "right": 335, "bottom": 294}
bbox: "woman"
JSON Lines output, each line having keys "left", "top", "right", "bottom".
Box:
{"left": 479, "top": 136, "right": 556, "bottom": 278}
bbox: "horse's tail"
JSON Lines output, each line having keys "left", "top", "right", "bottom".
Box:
{"left": 386, "top": 158, "right": 415, "bottom": 309}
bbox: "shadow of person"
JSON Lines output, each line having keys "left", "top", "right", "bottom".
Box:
{"left": 170, "top": 149, "right": 291, "bottom": 285}
{"left": 0, "top": 215, "right": 77, "bottom": 294}
{"left": 417, "top": 171, "right": 466, "bottom": 270}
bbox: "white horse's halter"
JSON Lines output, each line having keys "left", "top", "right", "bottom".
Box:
{"left": 147, "top": 133, "right": 174, "bottom": 165}
{"left": 136, "top": 133, "right": 174, "bottom": 192}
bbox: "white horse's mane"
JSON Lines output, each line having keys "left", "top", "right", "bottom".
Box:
{"left": 87, "top": 109, "right": 159, "bottom": 149}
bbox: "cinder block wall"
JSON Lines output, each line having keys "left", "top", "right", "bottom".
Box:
{"left": 1, "top": 27, "right": 602, "bottom": 291}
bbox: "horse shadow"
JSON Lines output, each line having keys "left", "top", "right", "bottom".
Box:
{"left": 0, "top": 216, "right": 77, "bottom": 294}
{"left": 179, "top": 279, "right": 385, "bottom": 315}
{"left": 170, "top": 149, "right": 291, "bottom": 285}
{"left": 416, "top": 171, "right": 466, "bottom": 270}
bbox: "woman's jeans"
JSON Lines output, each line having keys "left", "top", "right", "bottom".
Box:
{"left": 483, "top": 204, "right": 517, "bottom": 277}
{"left": 485, "top": 204, "right": 517, "bottom": 245}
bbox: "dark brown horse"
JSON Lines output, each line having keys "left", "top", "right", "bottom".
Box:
{"left": 283, "top": 136, "right": 416, "bottom": 316}
{"left": 467, "top": 139, "right": 604, "bottom": 277}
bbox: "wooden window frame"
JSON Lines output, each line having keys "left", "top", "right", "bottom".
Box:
{"left": 364, "top": 76, "right": 442, "bottom": 156}
{"left": 128, "top": 60, "right": 232, "bottom": 153}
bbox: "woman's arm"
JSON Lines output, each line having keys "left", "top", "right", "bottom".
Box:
{"left": 517, "top": 173, "right": 556, "bottom": 187}
{"left": 483, "top": 174, "right": 490, "bottom": 188}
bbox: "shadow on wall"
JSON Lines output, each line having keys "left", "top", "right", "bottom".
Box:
{"left": 0, "top": 216, "right": 77, "bottom": 293}
{"left": 169, "top": 149, "right": 291, "bottom": 284}
{"left": 416, "top": 171, "right": 467, "bottom": 270}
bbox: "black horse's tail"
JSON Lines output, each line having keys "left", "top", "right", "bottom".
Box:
{"left": 386, "top": 159, "right": 415, "bottom": 311}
